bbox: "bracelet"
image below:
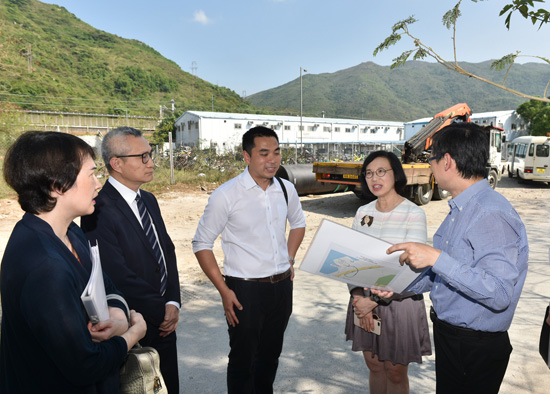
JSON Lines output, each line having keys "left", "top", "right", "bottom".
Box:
{"left": 289, "top": 257, "right": 295, "bottom": 265}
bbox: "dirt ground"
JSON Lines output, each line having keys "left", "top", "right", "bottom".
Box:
{"left": 0, "top": 174, "right": 548, "bottom": 283}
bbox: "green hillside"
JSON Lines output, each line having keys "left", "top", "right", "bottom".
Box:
{"left": 0, "top": 0, "right": 253, "bottom": 116}
{"left": 248, "top": 61, "right": 550, "bottom": 121}
{"left": 2, "top": 0, "right": 549, "bottom": 123}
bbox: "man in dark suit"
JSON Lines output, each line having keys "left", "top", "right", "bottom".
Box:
{"left": 81, "top": 126, "right": 181, "bottom": 393}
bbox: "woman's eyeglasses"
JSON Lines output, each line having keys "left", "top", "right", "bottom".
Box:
{"left": 364, "top": 168, "right": 393, "bottom": 179}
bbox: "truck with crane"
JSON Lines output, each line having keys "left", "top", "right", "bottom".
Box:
{"left": 311, "top": 103, "right": 505, "bottom": 205}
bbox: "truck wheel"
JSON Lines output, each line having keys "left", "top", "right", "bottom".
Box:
{"left": 516, "top": 170, "right": 524, "bottom": 184}
{"left": 507, "top": 166, "right": 514, "bottom": 178}
{"left": 487, "top": 169, "right": 498, "bottom": 189}
{"left": 432, "top": 185, "right": 450, "bottom": 200}
{"left": 414, "top": 183, "right": 433, "bottom": 205}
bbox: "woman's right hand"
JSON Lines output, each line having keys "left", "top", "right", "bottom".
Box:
{"left": 359, "top": 312, "right": 375, "bottom": 332}
{"left": 121, "top": 310, "right": 147, "bottom": 351}
{"left": 352, "top": 295, "right": 378, "bottom": 318}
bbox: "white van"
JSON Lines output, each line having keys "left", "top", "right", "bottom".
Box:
{"left": 507, "top": 136, "right": 550, "bottom": 183}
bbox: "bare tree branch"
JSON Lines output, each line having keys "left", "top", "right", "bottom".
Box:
{"left": 373, "top": 2, "right": 550, "bottom": 103}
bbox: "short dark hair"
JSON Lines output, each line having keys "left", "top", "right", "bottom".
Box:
{"left": 3, "top": 131, "right": 95, "bottom": 214}
{"left": 360, "top": 151, "right": 408, "bottom": 199}
{"left": 242, "top": 126, "right": 279, "bottom": 155}
{"left": 430, "top": 122, "right": 489, "bottom": 179}
{"left": 102, "top": 126, "right": 143, "bottom": 172}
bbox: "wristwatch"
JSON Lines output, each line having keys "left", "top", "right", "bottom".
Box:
{"left": 370, "top": 294, "right": 382, "bottom": 304}
{"left": 289, "top": 257, "right": 295, "bottom": 265}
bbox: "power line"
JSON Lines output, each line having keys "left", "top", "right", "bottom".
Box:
{"left": 0, "top": 100, "right": 149, "bottom": 112}
{"left": 0, "top": 91, "right": 171, "bottom": 105}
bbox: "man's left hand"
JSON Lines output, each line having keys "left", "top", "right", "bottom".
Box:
{"left": 159, "top": 304, "right": 179, "bottom": 337}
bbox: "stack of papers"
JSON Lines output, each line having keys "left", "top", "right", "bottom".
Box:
{"left": 80, "top": 243, "right": 109, "bottom": 324}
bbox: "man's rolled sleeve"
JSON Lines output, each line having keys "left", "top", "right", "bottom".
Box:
{"left": 286, "top": 184, "right": 306, "bottom": 230}
{"left": 192, "top": 190, "right": 229, "bottom": 253}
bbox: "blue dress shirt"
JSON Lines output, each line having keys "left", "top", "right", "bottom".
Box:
{"left": 408, "top": 180, "right": 528, "bottom": 332}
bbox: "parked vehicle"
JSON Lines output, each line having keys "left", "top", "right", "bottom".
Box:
{"left": 313, "top": 103, "right": 505, "bottom": 205}
{"left": 507, "top": 136, "right": 550, "bottom": 183}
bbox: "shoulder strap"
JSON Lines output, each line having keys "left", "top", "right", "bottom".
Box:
{"left": 275, "top": 176, "right": 288, "bottom": 206}
{"left": 106, "top": 293, "right": 130, "bottom": 321}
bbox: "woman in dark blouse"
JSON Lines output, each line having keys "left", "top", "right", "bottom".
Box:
{"left": 0, "top": 131, "right": 147, "bottom": 393}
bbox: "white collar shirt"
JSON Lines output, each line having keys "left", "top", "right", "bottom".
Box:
{"left": 192, "top": 167, "right": 306, "bottom": 278}
{"left": 108, "top": 177, "right": 141, "bottom": 223}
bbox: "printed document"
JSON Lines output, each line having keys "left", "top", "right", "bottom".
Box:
{"left": 299, "top": 219, "right": 425, "bottom": 294}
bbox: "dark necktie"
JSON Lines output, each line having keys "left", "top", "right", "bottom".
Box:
{"left": 136, "top": 194, "right": 167, "bottom": 296}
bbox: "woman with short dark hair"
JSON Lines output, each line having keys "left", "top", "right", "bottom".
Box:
{"left": 345, "top": 151, "right": 432, "bottom": 394}
{"left": 0, "top": 131, "right": 147, "bottom": 393}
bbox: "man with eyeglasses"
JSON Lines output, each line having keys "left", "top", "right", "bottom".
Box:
{"left": 378, "top": 123, "right": 528, "bottom": 394}
{"left": 81, "top": 126, "right": 181, "bottom": 393}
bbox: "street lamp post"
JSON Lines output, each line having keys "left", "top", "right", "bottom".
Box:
{"left": 299, "top": 67, "right": 307, "bottom": 162}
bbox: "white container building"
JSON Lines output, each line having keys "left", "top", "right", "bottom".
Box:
{"left": 174, "top": 111, "right": 405, "bottom": 153}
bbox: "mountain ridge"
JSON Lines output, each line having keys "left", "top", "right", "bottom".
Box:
{"left": 248, "top": 60, "right": 550, "bottom": 121}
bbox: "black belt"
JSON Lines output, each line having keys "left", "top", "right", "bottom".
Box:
{"left": 224, "top": 268, "right": 291, "bottom": 284}
{"left": 430, "top": 307, "right": 506, "bottom": 339}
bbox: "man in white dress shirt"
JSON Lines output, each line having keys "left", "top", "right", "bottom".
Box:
{"left": 193, "top": 126, "right": 306, "bottom": 394}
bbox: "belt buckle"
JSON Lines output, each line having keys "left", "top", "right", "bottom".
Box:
{"left": 269, "top": 274, "right": 276, "bottom": 283}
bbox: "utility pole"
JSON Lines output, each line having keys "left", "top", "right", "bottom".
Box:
{"left": 299, "top": 67, "right": 307, "bottom": 163}
{"left": 300, "top": 67, "right": 307, "bottom": 147}
{"left": 191, "top": 61, "right": 197, "bottom": 103}
{"left": 27, "top": 44, "right": 32, "bottom": 73}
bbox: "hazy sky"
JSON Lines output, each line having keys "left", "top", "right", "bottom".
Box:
{"left": 41, "top": 0, "right": 550, "bottom": 95}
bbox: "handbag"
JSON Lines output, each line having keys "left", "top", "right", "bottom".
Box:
{"left": 106, "top": 294, "right": 168, "bottom": 394}
{"left": 539, "top": 305, "right": 550, "bottom": 369}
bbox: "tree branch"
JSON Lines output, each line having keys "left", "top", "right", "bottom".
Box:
{"left": 374, "top": 4, "right": 550, "bottom": 104}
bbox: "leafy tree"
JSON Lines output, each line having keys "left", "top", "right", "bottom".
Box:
{"left": 152, "top": 110, "right": 183, "bottom": 145}
{"left": 500, "top": 0, "right": 550, "bottom": 29}
{"left": 373, "top": 0, "right": 550, "bottom": 103}
{"left": 516, "top": 99, "right": 550, "bottom": 136}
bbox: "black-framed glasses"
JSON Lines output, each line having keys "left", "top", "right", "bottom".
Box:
{"left": 364, "top": 168, "right": 393, "bottom": 179}
{"left": 116, "top": 150, "right": 154, "bottom": 164}
{"left": 427, "top": 154, "right": 444, "bottom": 164}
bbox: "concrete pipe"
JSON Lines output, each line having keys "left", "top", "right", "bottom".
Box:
{"left": 276, "top": 164, "right": 353, "bottom": 196}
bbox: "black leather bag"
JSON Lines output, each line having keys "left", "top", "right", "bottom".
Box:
{"left": 539, "top": 305, "right": 550, "bottom": 368}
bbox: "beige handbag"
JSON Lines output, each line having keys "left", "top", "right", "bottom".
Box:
{"left": 106, "top": 294, "right": 167, "bottom": 394}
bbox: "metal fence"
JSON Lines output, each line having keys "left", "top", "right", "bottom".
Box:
{"left": 279, "top": 142, "right": 404, "bottom": 164}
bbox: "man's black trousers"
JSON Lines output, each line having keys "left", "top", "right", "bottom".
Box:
{"left": 225, "top": 276, "right": 292, "bottom": 394}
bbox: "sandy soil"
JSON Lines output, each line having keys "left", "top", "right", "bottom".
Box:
{"left": 0, "top": 174, "right": 548, "bottom": 284}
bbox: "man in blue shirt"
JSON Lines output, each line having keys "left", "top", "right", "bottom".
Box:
{"left": 385, "top": 123, "right": 528, "bottom": 394}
